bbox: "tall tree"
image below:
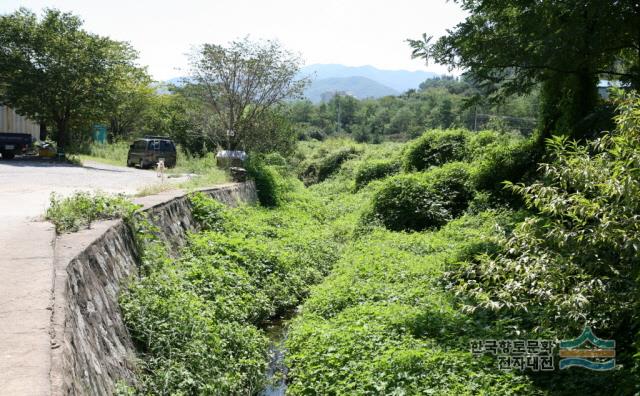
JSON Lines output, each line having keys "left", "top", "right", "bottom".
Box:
{"left": 409, "top": 1, "right": 640, "bottom": 138}
{"left": 0, "top": 8, "right": 139, "bottom": 148}
{"left": 105, "top": 66, "right": 154, "bottom": 140}
{"left": 189, "top": 37, "right": 308, "bottom": 152}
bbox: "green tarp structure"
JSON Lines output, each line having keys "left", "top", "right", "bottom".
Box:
{"left": 92, "top": 124, "right": 107, "bottom": 143}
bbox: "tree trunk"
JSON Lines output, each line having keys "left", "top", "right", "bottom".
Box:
{"left": 56, "top": 118, "right": 68, "bottom": 149}
{"left": 571, "top": 70, "right": 599, "bottom": 139}
{"left": 39, "top": 123, "right": 47, "bottom": 141}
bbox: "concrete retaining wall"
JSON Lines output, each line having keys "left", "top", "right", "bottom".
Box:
{"left": 49, "top": 182, "right": 257, "bottom": 395}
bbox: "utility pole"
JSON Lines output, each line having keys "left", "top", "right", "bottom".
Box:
{"left": 335, "top": 91, "right": 341, "bottom": 134}
{"left": 473, "top": 104, "right": 478, "bottom": 131}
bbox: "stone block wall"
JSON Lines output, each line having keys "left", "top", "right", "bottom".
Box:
{"left": 49, "top": 182, "right": 257, "bottom": 395}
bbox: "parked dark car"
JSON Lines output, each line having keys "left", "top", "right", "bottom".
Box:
{"left": 0, "top": 132, "right": 32, "bottom": 159}
{"left": 126, "top": 136, "right": 177, "bottom": 168}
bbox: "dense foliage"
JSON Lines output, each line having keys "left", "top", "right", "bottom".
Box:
{"left": 402, "top": 128, "right": 468, "bottom": 171}
{"left": 354, "top": 159, "right": 400, "bottom": 190}
{"left": 288, "top": 76, "right": 538, "bottom": 143}
{"left": 0, "top": 8, "right": 142, "bottom": 148}
{"left": 447, "top": 93, "right": 640, "bottom": 392}
{"left": 45, "top": 192, "right": 138, "bottom": 233}
{"left": 410, "top": 1, "right": 639, "bottom": 138}
{"left": 114, "top": 88, "right": 640, "bottom": 395}
{"left": 121, "top": 187, "right": 341, "bottom": 394}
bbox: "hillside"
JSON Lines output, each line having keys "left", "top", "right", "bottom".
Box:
{"left": 303, "top": 76, "right": 398, "bottom": 102}
{"left": 300, "top": 64, "right": 437, "bottom": 93}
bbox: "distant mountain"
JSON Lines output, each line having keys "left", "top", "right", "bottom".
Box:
{"left": 162, "top": 64, "right": 436, "bottom": 102}
{"left": 300, "top": 64, "right": 437, "bottom": 94}
{"left": 165, "top": 77, "right": 187, "bottom": 86}
{"left": 304, "top": 76, "right": 398, "bottom": 103}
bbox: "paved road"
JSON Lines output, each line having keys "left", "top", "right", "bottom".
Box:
{"left": 0, "top": 159, "right": 185, "bottom": 219}
{"left": 0, "top": 158, "right": 185, "bottom": 395}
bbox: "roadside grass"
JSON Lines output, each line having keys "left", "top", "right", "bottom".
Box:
{"left": 45, "top": 191, "right": 139, "bottom": 233}
{"left": 76, "top": 141, "right": 130, "bottom": 166}
{"left": 77, "top": 142, "right": 224, "bottom": 175}
{"left": 133, "top": 169, "right": 229, "bottom": 197}
{"left": 76, "top": 142, "right": 231, "bottom": 196}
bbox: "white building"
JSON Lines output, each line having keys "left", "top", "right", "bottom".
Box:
{"left": 0, "top": 106, "right": 40, "bottom": 141}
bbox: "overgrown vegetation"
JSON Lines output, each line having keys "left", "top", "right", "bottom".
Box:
{"left": 282, "top": 93, "right": 640, "bottom": 394}
{"left": 120, "top": 185, "right": 341, "bottom": 393}
{"left": 286, "top": 214, "right": 540, "bottom": 395}
{"left": 446, "top": 93, "right": 640, "bottom": 393}
{"left": 288, "top": 76, "right": 539, "bottom": 144}
{"left": 118, "top": 92, "right": 640, "bottom": 393}
{"left": 45, "top": 192, "right": 139, "bottom": 233}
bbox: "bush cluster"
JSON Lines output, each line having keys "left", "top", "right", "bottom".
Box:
{"left": 423, "top": 162, "right": 475, "bottom": 217}
{"left": 363, "top": 128, "right": 539, "bottom": 232}
{"left": 354, "top": 159, "right": 400, "bottom": 190}
{"left": 246, "top": 157, "right": 286, "bottom": 207}
{"left": 402, "top": 129, "right": 468, "bottom": 171}
{"left": 369, "top": 162, "right": 475, "bottom": 232}
{"left": 298, "top": 146, "right": 360, "bottom": 185}
{"left": 45, "top": 191, "right": 138, "bottom": 233}
{"left": 369, "top": 174, "right": 449, "bottom": 231}
{"left": 464, "top": 129, "right": 501, "bottom": 160}
{"left": 473, "top": 138, "right": 541, "bottom": 201}
{"left": 121, "top": 190, "right": 340, "bottom": 394}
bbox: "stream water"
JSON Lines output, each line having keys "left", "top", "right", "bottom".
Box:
{"left": 260, "top": 318, "right": 289, "bottom": 396}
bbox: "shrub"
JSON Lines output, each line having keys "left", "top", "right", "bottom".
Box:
{"left": 473, "top": 138, "right": 541, "bottom": 202}
{"left": 45, "top": 192, "right": 139, "bottom": 233}
{"left": 316, "top": 147, "right": 359, "bottom": 182}
{"left": 448, "top": 94, "right": 640, "bottom": 388}
{"left": 262, "top": 152, "right": 288, "bottom": 167}
{"left": 368, "top": 162, "right": 476, "bottom": 232}
{"left": 422, "top": 162, "right": 475, "bottom": 217}
{"left": 464, "top": 130, "right": 501, "bottom": 161}
{"left": 189, "top": 192, "right": 228, "bottom": 232}
{"left": 354, "top": 160, "right": 400, "bottom": 190}
{"left": 298, "top": 146, "right": 360, "bottom": 185}
{"left": 369, "top": 174, "right": 449, "bottom": 231}
{"left": 403, "top": 129, "right": 469, "bottom": 171}
{"left": 246, "top": 158, "right": 283, "bottom": 207}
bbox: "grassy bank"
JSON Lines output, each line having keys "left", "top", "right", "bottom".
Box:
{"left": 76, "top": 142, "right": 229, "bottom": 193}
{"left": 119, "top": 114, "right": 637, "bottom": 393}
{"left": 120, "top": 174, "right": 343, "bottom": 394}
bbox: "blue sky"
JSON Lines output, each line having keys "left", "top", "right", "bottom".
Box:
{"left": 0, "top": 0, "right": 467, "bottom": 81}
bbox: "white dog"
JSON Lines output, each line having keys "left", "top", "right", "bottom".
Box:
{"left": 156, "top": 159, "right": 166, "bottom": 180}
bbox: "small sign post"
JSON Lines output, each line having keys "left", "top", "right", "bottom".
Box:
{"left": 92, "top": 124, "right": 107, "bottom": 144}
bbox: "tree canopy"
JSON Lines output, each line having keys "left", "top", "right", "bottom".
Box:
{"left": 189, "top": 37, "right": 308, "bottom": 153}
{"left": 0, "top": 8, "right": 142, "bottom": 148}
{"left": 410, "top": 1, "right": 640, "bottom": 138}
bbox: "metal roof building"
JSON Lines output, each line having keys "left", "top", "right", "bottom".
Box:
{"left": 0, "top": 106, "right": 40, "bottom": 141}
